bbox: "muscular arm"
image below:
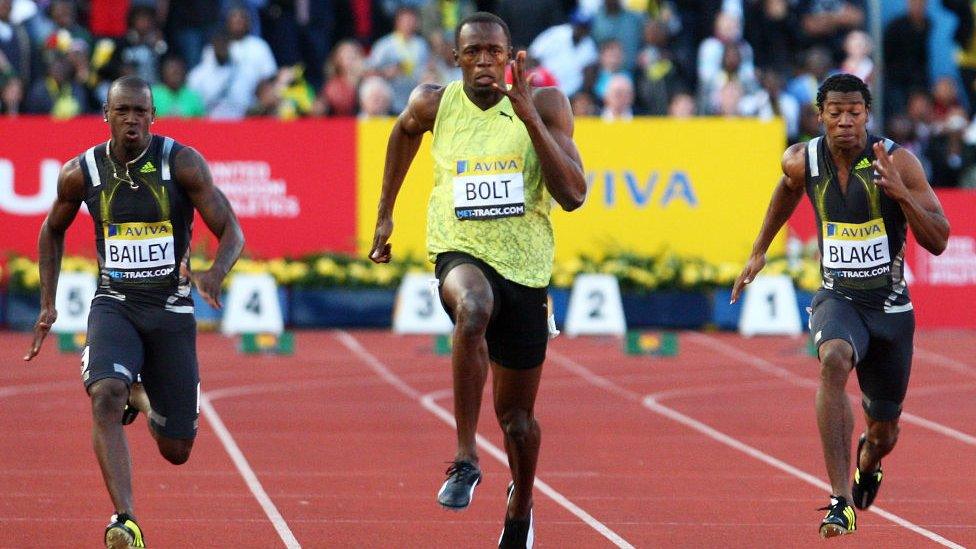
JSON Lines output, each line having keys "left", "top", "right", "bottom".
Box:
{"left": 730, "top": 143, "right": 807, "bottom": 303}
{"left": 527, "top": 87, "right": 586, "bottom": 211}
{"left": 173, "top": 146, "right": 244, "bottom": 307}
{"left": 369, "top": 84, "right": 442, "bottom": 262}
{"left": 25, "top": 159, "right": 84, "bottom": 360}
{"left": 876, "top": 145, "right": 949, "bottom": 255}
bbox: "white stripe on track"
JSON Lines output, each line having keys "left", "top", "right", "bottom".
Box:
{"left": 548, "top": 351, "right": 966, "bottom": 549}
{"left": 335, "top": 331, "right": 635, "bottom": 549}
{"left": 689, "top": 333, "right": 976, "bottom": 446}
{"left": 200, "top": 394, "right": 301, "bottom": 548}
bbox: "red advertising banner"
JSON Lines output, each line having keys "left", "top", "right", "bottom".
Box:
{"left": 0, "top": 117, "right": 357, "bottom": 259}
{"left": 789, "top": 189, "right": 976, "bottom": 328}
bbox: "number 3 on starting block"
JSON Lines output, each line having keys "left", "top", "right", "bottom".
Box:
{"left": 221, "top": 273, "right": 284, "bottom": 335}
{"left": 393, "top": 273, "right": 453, "bottom": 334}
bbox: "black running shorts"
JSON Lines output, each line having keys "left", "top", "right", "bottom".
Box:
{"left": 809, "top": 290, "right": 915, "bottom": 421}
{"left": 434, "top": 251, "right": 549, "bottom": 370}
{"left": 82, "top": 297, "right": 200, "bottom": 439}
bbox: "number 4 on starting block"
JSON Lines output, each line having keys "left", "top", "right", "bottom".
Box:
{"left": 222, "top": 273, "right": 292, "bottom": 354}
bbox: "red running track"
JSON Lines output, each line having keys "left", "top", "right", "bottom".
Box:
{"left": 1, "top": 329, "right": 974, "bottom": 548}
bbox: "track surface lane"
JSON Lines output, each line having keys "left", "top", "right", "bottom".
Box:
{"left": 1, "top": 329, "right": 974, "bottom": 547}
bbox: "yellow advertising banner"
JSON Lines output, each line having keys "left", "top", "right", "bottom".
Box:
{"left": 357, "top": 117, "right": 786, "bottom": 264}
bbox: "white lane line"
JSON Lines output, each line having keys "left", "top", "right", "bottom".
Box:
{"left": 548, "top": 351, "right": 967, "bottom": 549}
{"left": 689, "top": 333, "right": 976, "bottom": 446}
{"left": 0, "top": 381, "right": 78, "bottom": 398}
{"left": 335, "top": 331, "right": 635, "bottom": 549}
{"left": 915, "top": 347, "right": 976, "bottom": 378}
{"left": 200, "top": 394, "right": 301, "bottom": 548}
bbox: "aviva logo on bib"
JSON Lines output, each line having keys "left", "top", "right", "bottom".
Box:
{"left": 825, "top": 219, "right": 885, "bottom": 240}
{"left": 140, "top": 161, "right": 156, "bottom": 174}
{"left": 106, "top": 220, "right": 172, "bottom": 240}
{"left": 456, "top": 156, "right": 521, "bottom": 175}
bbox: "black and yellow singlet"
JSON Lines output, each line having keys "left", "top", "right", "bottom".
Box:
{"left": 78, "top": 135, "right": 194, "bottom": 311}
{"left": 428, "top": 80, "right": 552, "bottom": 288}
{"left": 805, "top": 134, "right": 911, "bottom": 312}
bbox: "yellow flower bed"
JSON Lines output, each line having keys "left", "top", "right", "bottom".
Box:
{"left": 4, "top": 252, "right": 823, "bottom": 293}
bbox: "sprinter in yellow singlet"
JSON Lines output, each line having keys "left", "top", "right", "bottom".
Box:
{"left": 368, "top": 12, "right": 586, "bottom": 548}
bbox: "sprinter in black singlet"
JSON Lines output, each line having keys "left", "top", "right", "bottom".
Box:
{"left": 23, "top": 76, "right": 244, "bottom": 548}
{"left": 731, "top": 74, "right": 949, "bottom": 539}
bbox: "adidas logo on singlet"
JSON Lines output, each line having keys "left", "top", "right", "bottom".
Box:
{"left": 855, "top": 158, "right": 871, "bottom": 170}
{"left": 140, "top": 161, "right": 156, "bottom": 173}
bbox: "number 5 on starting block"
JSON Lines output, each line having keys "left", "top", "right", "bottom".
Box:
{"left": 52, "top": 272, "right": 97, "bottom": 334}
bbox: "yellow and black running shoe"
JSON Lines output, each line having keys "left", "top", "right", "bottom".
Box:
{"left": 819, "top": 495, "right": 856, "bottom": 538}
{"left": 852, "top": 434, "right": 884, "bottom": 510}
{"left": 104, "top": 512, "right": 145, "bottom": 548}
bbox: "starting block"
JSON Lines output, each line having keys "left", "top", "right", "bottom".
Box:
{"left": 57, "top": 332, "right": 87, "bottom": 353}
{"left": 239, "top": 332, "right": 294, "bottom": 355}
{"left": 624, "top": 330, "right": 678, "bottom": 357}
{"left": 433, "top": 333, "right": 452, "bottom": 356}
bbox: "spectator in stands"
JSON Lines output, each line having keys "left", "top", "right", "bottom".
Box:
{"left": 247, "top": 75, "right": 298, "bottom": 118}
{"left": 152, "top": 55, "right": 205, "bottom": 117}
{"left": 421, "top": 29, "right": 462, "bottom": 85}
{"left": 700, "top": 43, "right": 759, "bottom": 116}
{"left": 529, "top": 9, "right": 598, "bottom": 97}
{"left": 165, "top": 0, "right": 221, "bottom": 69}
{"left": 570, "top": 89, "right": 598, "bottom": 117}
{"left": 45, "top": 0, "right": 92, "bottom": 52}
{"left": 947, "top": 0, "right": 976, "bottom": 112}
{"left": 24, "top": 53, "right": 88, "bottom": 117}
{"left": 667, "top": 91, "right": 696, "bottom": 117}
{"left": 697, "top": 10, "right": 755, "bottom": 93}
{"left": 592, "top": 39, "right": 631, "bottom": 102}
{"left": 740, "top": 69, "right": 800, "bottom": 141}
{"left": 634, "top": 18, "right": 684, "bottom": 115}
{"left": 357, "top": 73, "right": 393, "bottom": 118}
{"left": 886, "top": 114, "right": 927, "bottom": 173}
{"left": 715, "top": 79, "right": 745, "bottom": 117}
{"left": 840, "top": 29, "right": 873, "bottom": 85}
{"left": 504, "top": 51, "right": 558, "bottom": 88}
{"left": 906, "top": 90, "right": 934, "bottom": 153}
{"left": 666, "top": 0, "right": 724, "bottom": 86}
{"left": 786, "top": 46, "right": 834, "bottom": 107}
{"left": 65, "top": 38, "right": 99, "bottom": 110}
{"left": 313, "top": 38, "right": 364, "bottom": 116}
{"left": 928, "top": 76, "right": 967, "bottom": 187}
{"left": 884, "top": 0, "right": 929, "bottom": 117}
{"left": 420, "top": 0, "right": 476, "bottom": 41}
{"left": 494, "top": 0, "right": 567, "bottom": 50}
{"left": 260, "top": 0, "right": 336, "bottom": 91}
{"left": 601, "top": 73, "right": 634, "bottom": 121}
{"left": 366, "top": 6, "right": 428, "bottom": 113}
{"left": 99, "top": 6, "right": 167, "bottom": 86}
{"left": 744, "top": 0, "right": 797, "bottom": 77}
{"left": 225, "top": 4, "right": 277, "bottom": 83}
{"left": 591, "top": 0, "right": 645, "bottom": 72}
{"left": 0, "top": 0, "right": 32, "bottom": 86}
{"left": 795, "top": 102, "right": 821, "bottom": 142}
{"left": 798, "top": 0, "right": 865, "bottom": 63}
{"left": 0, "top": 73, "right": 23, "bottom": 114}
{"left": 187, "top": 32, "right": 254, "bottom": 119}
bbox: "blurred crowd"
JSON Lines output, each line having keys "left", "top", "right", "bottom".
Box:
{"left": 2, "top": 0, "right": 976, "bottom": 187}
